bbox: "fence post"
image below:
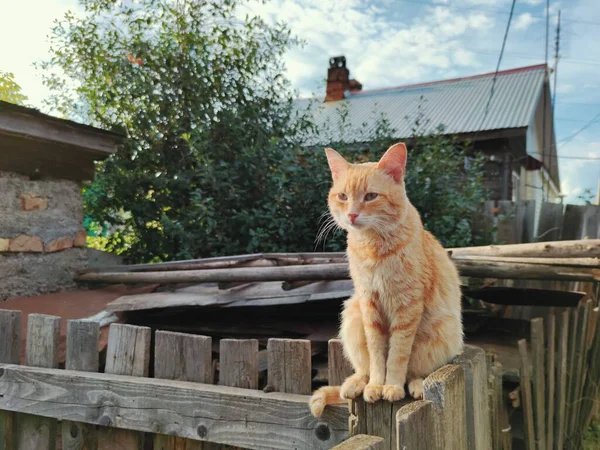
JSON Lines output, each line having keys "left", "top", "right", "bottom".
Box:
{"left": 328, "top": 339, "right": 353, "bottom": 386}
{"left": 98, "top": 323, "right": 151, "bottom": 450}
{"left": 395, "top": 400, "right": 435, "bottom": 450}
{"left": 530, "top": 318, "right": 546, "bottom": 450}
{"left": 518, "top": 339, "right": 535, "bottom": 450}
{"left": 267, "top": 338, "right": 311, "bottom": 394}
{"left": 423, "top": 364, "right": 467, "bottom": 450}
{"left": 62, "top": 320, "right": 100, "bottom": 450}
{"left": 555, "top": 310, "right": 570, "bottom": 449}
{"left": 0, "top": 310, "right": 21, "bottom": 450}
{"left": 153, "top": 330, "right": 212, "bottom": 450}
{"left": 220, "top": 339, "right": 259, "bottom": 389}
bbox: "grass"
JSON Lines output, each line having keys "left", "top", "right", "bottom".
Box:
{"left": 583, "top": 420, "right": 600, "bottom": 450}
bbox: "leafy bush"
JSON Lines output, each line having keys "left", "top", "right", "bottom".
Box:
{"left": 42, "top": 0, "right": 488, "bottom": 262}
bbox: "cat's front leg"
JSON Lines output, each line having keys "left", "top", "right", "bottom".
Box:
{"left": 382, "top": 301, "right": 423, "bottom": 402}
{"left": 339, "top": 296, "right": 369, "bottom": 399}
{"left": 360, "top": 295, "right": 387, "bottom": 402}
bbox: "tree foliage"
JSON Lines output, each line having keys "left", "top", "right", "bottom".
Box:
{"left": 42, "top": 0, "right": 489, "bottom": 263}
{"left": 0, "top": 71, "right": 28, "bottom": 105}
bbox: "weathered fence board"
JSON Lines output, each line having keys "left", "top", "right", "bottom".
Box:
{"left": 267, "top": 339, "right": 312, "bottom": 394}
{"left": 545, "top": 314, "right": 556, "bottom": 450}
{"left": 154, "top": 331, "right": 212, "bottom": 450}
{"left": 0, "top": 310, "right": 20, "bottom": 450}
{"left": 219, "top": 339, "right": 259, "bottom": 389}
{"left": 555, "top": 310, "right": 570, "bottom": 450}
{"left": 423, "top": 364, "right": 467, "bottom": 450}
{"left": 0, "top": 364, "right": 348, "bottom": 449}
{"left": 62, "top": 320, "right": 100, "bottom": 450}
{"left": 328, "top": 339, "right": 353, "bottom": 386}
{"left": 331, "top": 435, "right": 384, "bottom": 450}
{"left": 537, "top": 202, "right": 564, "bottom": 242}
{"left": 453, "top": 345, "right": 491, "bottom": 450}
{"left": 518, "top": 339, "right": 535, "bottom": 450}
{"left": 530, "top": 318, "right": 546, "bottom": 450}
{"left": 395, "top": 400, "right": 435, "bottom": 450}
{"left": 99, "top": 324, "right": 151, "bottom": 450}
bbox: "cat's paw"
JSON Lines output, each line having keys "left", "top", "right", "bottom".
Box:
{"left": 382, "top": 384, "right": 406, "bottom": 402}
{"left": 309, "top": 394, "right": 325, "bottom": 417}
{"left": 408, "top": 378, "right": 424, "bottom": 399}
{"left": 363, "top": 384, "right": 384, "bottom": 402}
{"left": 341, "top": 375, "right": 368, "bottom": 400}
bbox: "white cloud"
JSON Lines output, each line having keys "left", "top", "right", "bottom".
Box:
{"left": 514, "top": 13, "right": 538, "bottom": 31}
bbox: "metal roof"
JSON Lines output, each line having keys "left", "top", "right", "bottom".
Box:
{"left": 295, "top": 64, "right": 547, "bottom": 146}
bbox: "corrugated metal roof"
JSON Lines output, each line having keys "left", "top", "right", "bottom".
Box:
{"left": 295, "top": 64, "right": 547, "bottom": 146}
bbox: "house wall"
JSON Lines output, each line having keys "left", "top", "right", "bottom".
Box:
{"left": 0, "top": 170, "right": 88, "bottom": 300}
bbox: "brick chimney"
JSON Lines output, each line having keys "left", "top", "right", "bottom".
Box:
{"left": 325, "top": 56, "right": 362, "bottom": 102}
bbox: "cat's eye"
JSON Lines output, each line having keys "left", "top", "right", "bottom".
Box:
{"left": 337, "top": 192, "right": 348, "bottom": 201}
{"left": 364, "top": 193, "right": 378, "bottom": 201}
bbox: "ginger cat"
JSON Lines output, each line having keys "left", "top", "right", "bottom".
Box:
{"left": 310, "top": 142, "right": 463, "bottom": 417}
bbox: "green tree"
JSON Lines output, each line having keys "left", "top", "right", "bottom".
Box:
{"left": 0, "top": 71, "right": 28, "bottom": 105}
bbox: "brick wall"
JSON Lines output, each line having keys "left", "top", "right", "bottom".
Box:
{"left": 0, "top": 171, "right": 88, "bottom": 300}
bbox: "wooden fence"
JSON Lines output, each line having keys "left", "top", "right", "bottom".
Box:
{"left": 0, "top": 310, "right": 501, "bottom": 450}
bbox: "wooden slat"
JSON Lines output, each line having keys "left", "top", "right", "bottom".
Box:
{"left": 62, "top": 320, "right": 100, "bottom": 450}
{"left": 487, "top": 355, "right": 500, "bottom": 450}
{"left": 579, "top": 308, "right": 600, "bottom": 432}
{"left": 267, "top": 339, "right": 312, "bottom": 395}
{"left": 99, "top": 324, "right": 151, "bottom": 450}
{"left": 330, "top": 435, "right": 384, "bottom": 450}
{"left": 395, "top": 400, "right": 435, "bottom": 450}
{"left": 554, "top": 310, "right": 570, "bottom": 450}
{"left": 545, "top": 314, "right": 556, "bottom": 450}
{"left": 0, "top": 364, "right": 348, "bottom": 449}
{"left": 518, "top": 339, "right": 535, "bottom": 450}
{"left": 18, "top": 314, "right": 60, "bottom": 450}
{"left": 328, "top": 339, "right": 353, "bottom": 386}
{"left": 423, "top": 364, "right": 467, "bottom": 450}
{"left": 452, "top": 345, "right": 492, "bottom": 450}
{"left": 530, "top": 318, "right": 546, "bottom": 450}
{"left": 572, "top": 300, "right": 592, "bottom": 435}
{"left": 537, "top": 202, "right": 564, "bottom": 242}
{"left": 219, "top": 339, "right": 259, "bottom": 389}
{"left": 564, "top": 307, "right": 579, "bottom": 441}
{"left": 154, "top": 331, "right": 212, "bottom": 450}
{"left": 0, "top": 310, "right": 21, "bottom": 450}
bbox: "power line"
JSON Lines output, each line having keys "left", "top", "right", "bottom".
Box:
{"left": 558, "top": 112, "right": 600, "bottom": 144}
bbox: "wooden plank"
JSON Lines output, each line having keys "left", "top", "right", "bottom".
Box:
{"left": 564, "top": 307, "right": 579, "bottom": 441}
{"left": 448, "top": 239, "right": 600, "bottom": 258}
{"left": 0, "top": 364, "right": 348, "bottom": 450}
{"left": 520, "top": 200, "right": 536, "bottom": 243}
{"left": 154, "top": 331, "right": 212, "bottom": 383}
{"left": 0, "top": 310, "right": 21, "bottom": 450}
{"left": 570, "top": 301, "right": 592, "bottom": 435}
{"left": 452, "top": 345, "right": 492, "bottom": 450}
{"left": 328, "top": 339, "right": 353, "bottom": 386}
{"left": 62, "top": 320, "right": 100, "bottom": 450}
{"left": 395, "top": 400, "right": 435, "bottom": 450}
{"left": 267, "top": 339, "right": 312, "bottom": 395}
{"left": 219, "top": 339, "right": 258, "bottom": 389}
{"left": 579, "top": 308, "right": 600, "bottom": 432}
{"left": 561, "top": 205, "right": 586, "bottom": 240}
{"left": 17, "top": 314, "right": 60, "bottom": 450}
{"left": 423, "top": 364, "right": 467, "bottom": 450}
{"left": 536, "top": 202, "right": 564, "bottom": 242}
{"left": 554, "top": 310, "right": 570, "bottom": 450}
{"left": 497, "top": 200, "right": 518, "bottom": 245}
{"left": 99, "top": 324, "right": 151, "bottom": 450}
{"left": 486, "top": 355, "right": 500, "bottom": 450}
{"left": 330, "top": 435, "right": 384, "bottom": 450}
{"left": 154, "top": 331, "right": 212, "bottom": 450}
{"left": 518, "top": 339, "right": 535, "bottom": 450}
{"left": 545, "top": 314, "right": 556, "bottom": 450}
{"left": 530, "top": 318, "right": 546, "bottom": 450}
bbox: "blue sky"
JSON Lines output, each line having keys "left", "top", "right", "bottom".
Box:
{"left": 1, "top": 0, "right": 599, "bottom": 203}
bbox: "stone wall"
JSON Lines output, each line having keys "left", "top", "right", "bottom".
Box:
{"left": 0, "top": 171, "right": 88, "bottom": 300}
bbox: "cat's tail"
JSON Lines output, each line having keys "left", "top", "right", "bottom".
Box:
{"left": 309, "top": 386, "right": 346, "bottom": 417}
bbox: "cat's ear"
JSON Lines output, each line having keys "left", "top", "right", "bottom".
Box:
{"left": 378, "top": 143, "right": 407, "bottom": 183}
{"left": 324, "top": 148, "right": 349, "bottom": 181}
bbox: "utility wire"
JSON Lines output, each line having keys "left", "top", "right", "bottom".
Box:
{"left": 558, "top": 112, "right": 600, "bottom": 145}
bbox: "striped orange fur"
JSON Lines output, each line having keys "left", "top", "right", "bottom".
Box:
{"left": 309, "top": 143, "right": 463, "bottom": 417}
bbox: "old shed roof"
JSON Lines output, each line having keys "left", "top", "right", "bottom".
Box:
{"left": 0, "top": 101, "right": 123, "bottom": 181}
{"left": 295, "top": 64, "right": 547, "bottom": 146}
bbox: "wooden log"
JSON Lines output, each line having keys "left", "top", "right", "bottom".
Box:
{"left": 423, "top": 364, "right": 467, "bottom": 450}
{"left": 17, "top": 314, "right": 60, "bottom": 450}
{"left": 328, "top": 339, "right": 353, "bottom": 386}
{"left": 554, "top": 310, "right": 570, "bottom": 450}
{"left": 62, "top": 320, "right": 100, "bottom": 450}
{"left": 452, "top": 345, "right": 492, "bottom": 450}
{"left": 98, "top": 324, "right": 151, "bottom": 450}
{"left": 545, "top": 314, "right": 556, "bottom": 450}
{"left": 518, "top": 339, "right": 535, "bottom": 450}
{"left": 529, "top": 318, "right": 546, "bottom": 450}
{"left": 448, "top": 239, "right": 600, "bottom": 258}
{"left": 395, "top": 400, "right": 435, "bottom": 450}
{"left": 452, "top": 256, "right": 600, "bottom": 267}
{"left": 219, "top": 339, "right": 259, "bottom": 389}
{"left": 330, "top": 435, "right": 384, "bottom": 450}
{"left": 78, "top": 261, "right": 600, "bottom": 285}
{"left": 154, "top": 331, "right": 212, "bottom": 450}
{"left": 0, "top": 310, "right": 21, "bottom": 450}
{"left": 267, "top": 339, "right": 312, "bottom": 395}
{"left": 0, "top": 363, "right": 349, "bottom": 449}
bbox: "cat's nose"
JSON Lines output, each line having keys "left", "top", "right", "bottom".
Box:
{"left": 348, "top": 213, "right": 359, "bottom": 224}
